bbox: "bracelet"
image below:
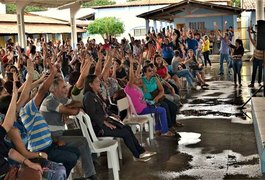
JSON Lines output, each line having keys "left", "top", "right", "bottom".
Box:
{"left": 22, "top": 158, "right": 27, "bottom": 165}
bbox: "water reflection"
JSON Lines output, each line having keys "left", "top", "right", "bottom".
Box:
{"left": 178, "top": 132, "right": 201, "bottom": 145}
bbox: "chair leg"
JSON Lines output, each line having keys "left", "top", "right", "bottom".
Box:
{"left": 149, "top": 117, "right": 154, "bottom": 140}
{"left": 117, "top": 138, "right": 122, "bottom": 159}
{"left": 107, "top": 151, "right": 112, "bottom": 169}
{"left": 109, "top": 149, "right": 120, "bottom": 180}
{"left": 140, "top": 124, "right": 143, "bottom": 145}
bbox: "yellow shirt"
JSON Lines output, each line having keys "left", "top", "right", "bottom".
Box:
{"left": 202, "top": 40, "right": 210, "bottom": 52}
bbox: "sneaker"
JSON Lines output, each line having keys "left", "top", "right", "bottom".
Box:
{"left": 133, "top": 157, "right": 151, "bottom": 162}
{"left": 248, "top": 84, "right": 254, "bottom": 88}
{"left": 139, "top": 151, "right": 157, "bottom": 159}
{"left": 202, "top": 83, "right": 209, "bottom": 87}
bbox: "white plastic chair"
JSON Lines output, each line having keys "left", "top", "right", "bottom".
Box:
{"left": 117, "top": 96, "right": 154, "bottom": 144}
{"left": 74, "top": 111, "right": 120, "bottom": 180}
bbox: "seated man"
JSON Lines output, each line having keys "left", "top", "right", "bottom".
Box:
{"left": 40, "top": 78, "right": 97, "bottom": 179}
{"left": 0, "top": 61, "right": 77, "bottom": 178}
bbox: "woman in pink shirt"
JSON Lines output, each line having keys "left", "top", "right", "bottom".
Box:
{"left": 124, "top": 56, "right": 174, "bottom": 137}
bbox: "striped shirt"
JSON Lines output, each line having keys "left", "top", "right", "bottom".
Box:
{"left": 19, "top": 99, "right": 52, "bottom": 152}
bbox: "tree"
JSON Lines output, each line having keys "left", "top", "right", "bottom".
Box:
{"left": 87, "top": 17, "right": 125, "bottom": 39}
{"left": 82, "top": 0, "right": 116, "bottom": 7}
{"left": 6, "top": 4, "right": 47, "bottom": 14}
{"left": 231, "top": 0, "right": 240, "bottom": 7}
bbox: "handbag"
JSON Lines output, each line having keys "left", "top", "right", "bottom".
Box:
{"left": 107, "top": 116, "right": 124, "bottom": 128}
{"left": 150, "top": 89, "right": 165, "bottom": 103}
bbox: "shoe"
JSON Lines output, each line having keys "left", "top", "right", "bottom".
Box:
{"left": 202, "top": 83, "right": 209, "bottom": 87}
{"left": 139, "top": 151, "right": 157, "bottom": 158}
{"left": 134, "top": 157, "right": 151, "bottom": 162}
{"left": 175, "top": 132, "right": 181, "bottom": 140}
{"left": 248, "top": 84, "right": 254, "bottom": 88}
{"left": 219, "top": 72, "right": 224, "bottom": 75}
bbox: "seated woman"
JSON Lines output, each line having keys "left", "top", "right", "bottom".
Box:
{"left": 0, "top": 75, "right": 42, "bottom": 180}
{"left": 124, "top": 56, "right": 174, "bottom": 137}
{"left": 171, "top": 50, "right": 195, "bottom": 88}
{"left": 141, "top": 63, "right": 180, "bottom": 132}
{"left": 184, "top": 49, "right": 209, "bottom": 87}
{"left": 83, "top": 74, "right": 156, "bottom": 162}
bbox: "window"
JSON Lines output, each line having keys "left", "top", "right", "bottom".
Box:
{"left": 189, "top": 22, "right": 205, "bottom": 31}
{"left": 134, "top": 28, "right": 146, "bottom": 36}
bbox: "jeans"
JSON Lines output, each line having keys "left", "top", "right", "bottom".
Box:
{"left": 58, "top": 135, "right": 96, "bottom": 177}
{"left": 232, "top": 60, "right": 242, "bottom": 84}
{"left": 175, "top": 69, "right": 194, "bottom": 86}
{"left": 203, "top": 51, "right": 211, "bottom": 66}
{"left": 43, "top": 143, "right": 80, "bottom": 177}
{"left": 139, "top": 106, "right": 168, "bottom": 133}
{"left": 101, "top": 125, "right": 145, "bottom": 158}
{"left": 251, "top": 59, "right": 263, "bottom": 84}
{"left": 159, "top": 99, "right": 178, "bottom": 128}
{"left": 219, "top": 53, "right": 230, "bottom": 74}
{"left": 43, "top": 161, "right": 66, "bottom": 180}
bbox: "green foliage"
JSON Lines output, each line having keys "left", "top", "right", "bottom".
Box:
{"left": 126, "top": 0, "right": 138, "bottom": 2}
{"left": 6, "top": 4, "right": 46, "bottom": 14}
{"left": 231, "top": 0, "right": 240, "bottom": 7}
{"left": 87, "top": 17, "right": 124, "bottom": 39}
{"left": 82, "top": 0, "right": 116, "bottom": 7}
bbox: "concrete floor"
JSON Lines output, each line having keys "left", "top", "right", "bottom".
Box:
{"left": 94, "top": 61, "right": 264, "bottom": 180}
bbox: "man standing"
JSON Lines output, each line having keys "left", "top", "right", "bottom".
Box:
{"left": 215, "top": 23, "right": 231, "bottom": 76}
{"left": 40, "top": 78, "right": 97, "bottom": 179}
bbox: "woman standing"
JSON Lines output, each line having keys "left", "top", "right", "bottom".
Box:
{"left": 229, "top": 39, "right": 244, "bottom": 87}
{"left": 202, "top": 35, "right": 212, "bottom": 67}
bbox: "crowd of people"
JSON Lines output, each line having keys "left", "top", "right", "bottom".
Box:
{"left": 0, "top": 21, "right": 261, "bottom": 180}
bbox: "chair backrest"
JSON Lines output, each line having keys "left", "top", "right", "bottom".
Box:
{"left": 74, "top": 111, "right": 98, "bottom": 151}
{"left": 117, "top": 97, "right": 130, "bottom": 115}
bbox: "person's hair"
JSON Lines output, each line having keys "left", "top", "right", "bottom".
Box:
{"left": 174, "top": 50, "right": 180, "bottom": 57}
{"left": 0, "top": 95, "right": 12, "bottom": 115}
{"left": 84, "top": 74, "right": 98, "bottom": 94}
{"left": 154, "top": 55, "right": 164, "bottom": 69}
{"left": 49, "top": 78, "right": 64, "bottom": 92}
{"left": 204, "top": 35, "right": 209, "bottom": 40}
{"left": 68, "top": 71, "right": 80, "bottom": 86}
{"left": 235, "top": 39, "right": 243, "bottom": 47}
{"left": 142, "top": 63, "right": 154, "bottom": 74}
{"left": 114, "top": 59, "right": 122, "bottom": 66}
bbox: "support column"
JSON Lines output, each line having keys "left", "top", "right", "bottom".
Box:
{"left": 145, "top": 19, "right": 150, "bottom": 34}
{"left": 16, "top": 1, "right": 27, "bottom": 48}
{"left": 153, "top": 20, "right": 157, "bottom": 33}
{"left": 70, "top": 3, "right": 80, "bottom": 49}
{"left": 256, "top": 0, "right": 264, "bottom": 21}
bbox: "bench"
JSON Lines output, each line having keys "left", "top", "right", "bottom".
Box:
{"left": 251, "top": 97, "right": 265, "bottom": 173}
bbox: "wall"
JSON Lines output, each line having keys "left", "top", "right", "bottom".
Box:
{"left": 93, "top": 5, "right": 167, "bottom": 41}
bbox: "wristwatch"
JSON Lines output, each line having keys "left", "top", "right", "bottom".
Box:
{"left": 38, "top": 152, "right": 43, "bottom": 158}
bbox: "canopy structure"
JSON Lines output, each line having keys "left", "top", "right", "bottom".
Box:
{"left": 0, "top": 0, "right": 92, "bottom": 48}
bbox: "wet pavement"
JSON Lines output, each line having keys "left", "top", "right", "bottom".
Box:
{"left": 94, "top": 61, "right": 264, "bottom": 180}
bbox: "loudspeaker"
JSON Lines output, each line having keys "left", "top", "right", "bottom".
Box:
{"left": 257, "top": 20, "right": 265, "bottom": 50}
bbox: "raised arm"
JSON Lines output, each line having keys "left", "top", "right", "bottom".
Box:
{"left": 75, "top": 54, "right": 92, "bottom": 89}
{"left": 248, "top": 26, "right": 257, "bottom": 47}
{"left": 34, "top": 62, "right": 57, "bottom": 107}
{"left": 128, "top": 55, "right": 135, "bottom": 85}
{"left": 2, "top": 75, "right": 18, "bottom": 133}
{"left": 16, "top": 58, "right": 34, "bottom": 111}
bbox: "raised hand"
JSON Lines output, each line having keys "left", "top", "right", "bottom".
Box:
{"left": 26, "top": 58, "right": 34, "bottom": 76}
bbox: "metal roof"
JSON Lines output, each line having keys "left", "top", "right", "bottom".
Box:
{"left": 0, "top": 0, "right": 91, "bottom": 9}
{"left": 137, "top": 0, "right": 242, "bottom": 22}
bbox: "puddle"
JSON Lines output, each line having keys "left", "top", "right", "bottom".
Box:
{"left": 178, "top": 132, "right": 201, "bottom": 145}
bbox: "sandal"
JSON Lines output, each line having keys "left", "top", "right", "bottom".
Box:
{"left": 161, "top": 131, "right": 175, "bottom": 137}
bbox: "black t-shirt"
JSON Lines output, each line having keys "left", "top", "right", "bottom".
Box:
{"left": 116, "top": 68, "right": 127, "bottom": 79}
{"left": 0, "top": 125, "right": 10, "bottom": 176}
